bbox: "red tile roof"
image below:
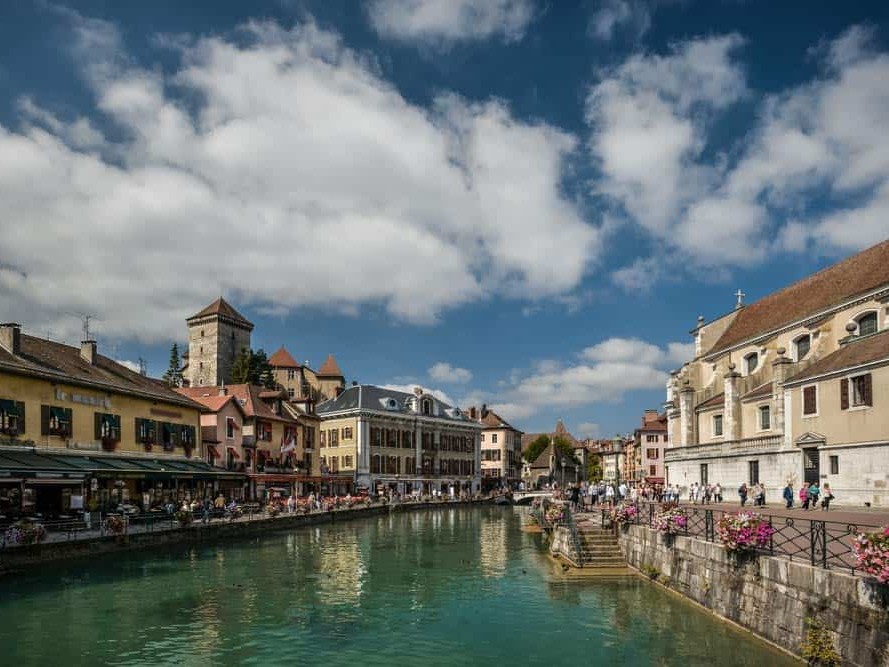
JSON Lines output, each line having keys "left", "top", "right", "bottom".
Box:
{"left": 0, "top": 334, "right": 204, "bottom": 410}
{"left": 187, "top": 297, "right": 252, "bottom": 326}
{"left": 708, "top": 239, "right": 889, "bottom": 356}
{"left": 785, "top": 330, "right": 889, "bottom": 384}
{"left": 177, "top": 384, "right": 296, "bottom": 423}
{"left": 479, "top": 410, "right": 519, "bottom": 431}
{"left": 317, "top": 354, "right": 343, "bottom": 377}
{"left": 268, "top": 346, "right": 300, "bottom": 368}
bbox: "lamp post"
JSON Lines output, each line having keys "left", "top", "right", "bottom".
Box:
{"left": 612, "top": 434, "right": 623, "bottom": 497}
{"left": 560, "top": 457, "right": 567, "bottom": 490}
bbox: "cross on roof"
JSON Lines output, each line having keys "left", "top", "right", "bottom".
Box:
{"left": 735, "top": 289, "right": 746, "bottom": 309}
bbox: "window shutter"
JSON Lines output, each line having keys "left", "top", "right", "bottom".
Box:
{"left": 41, "top": 405, "right": 50, "bottom": 435}
{"left": 95, "top": 412, "right": 102, "bottom": 439}
{"left": 840, "top": 378, "right": 849, "bottom": 410}
{"left": 863, "top": 374, "right": 873, "bottom": 407}
{"left": 16, "top": 402, "right": 25, "bottom": 433}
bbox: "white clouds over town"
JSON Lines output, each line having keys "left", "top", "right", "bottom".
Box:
{"left": 428, "top": 362, "right": 473, "bottom": 384}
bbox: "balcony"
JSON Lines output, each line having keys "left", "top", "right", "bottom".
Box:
{"left": 665, "top": 435, "right": 783, "bottom": 462}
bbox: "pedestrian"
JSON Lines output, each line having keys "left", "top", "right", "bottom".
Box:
{"left": 202, "top": 497, "right": 212, "bottom": 524}
{"left": 570, "top": 484, "right": 581, "bottom": 512}
{"left": 783, "top": 482, "right": 794, "bottom": 509}
{"left": 753, "top": 483, "right": 764, "bottom": 507}
{"left": 808, "top": 481, "right": 821, "bottom": 510}
{"left": 714, "top": 483, "right": 723, "bottom": 503}
{"left": 800, "top": 484, "right": 810, "bottom": 510}
{"left": 821, "top": 483, "right": 834, "bottom": 511}
{"left": 605, "top": 484, "right": 615, "bottom": 506}
{"left": 738, "top": 482, "right": 748, "bottom": 507}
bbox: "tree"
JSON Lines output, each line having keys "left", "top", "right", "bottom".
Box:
{"left": 229, "top": 347, "right": 277, "bottom": 389}
{"left": 161, "top": 343, "right": 183, "bottom": 387}
{"left": 586, "top": 453, "right": 603, "bottom": 482}
{"left": 522, "top": 434, "right": 578, "bottom": 464}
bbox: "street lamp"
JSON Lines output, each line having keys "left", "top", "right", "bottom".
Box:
{"left": 560, "top": 457, "right": 567, "bottom": 490}
{"left": 612, "top": 434, "right": 623, "bottom": 494}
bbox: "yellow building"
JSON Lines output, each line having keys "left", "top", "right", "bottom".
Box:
{"left": 317, "top": 385, "right": 482, "bottom": 495}
{"left": 0, "top": 324, "right": 241, "bottom": 516}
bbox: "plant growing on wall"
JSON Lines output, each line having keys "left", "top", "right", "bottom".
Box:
{"left": 852, "top": 525, "right": 889, "bottom": 583}
{"left": 800, "top": 617, "right": 840, "bottom": 666}
{"left": 715, "top": 512, "right": 775, "bottom": 554}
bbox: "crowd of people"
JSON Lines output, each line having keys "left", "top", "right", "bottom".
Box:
{"left": 547, "top": 478, "right": 836, "bottom": 513}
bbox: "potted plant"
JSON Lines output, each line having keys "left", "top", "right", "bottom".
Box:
{"left": 715, "top": 511, "right": 775, "bottom": 558}
{"left": 611, "top": 502, "right": 639, "bottom": 529}
{"left": 652, "top": 504, "right": 688, "bottom": 543}
{"left": 101, "top": 436, "right": 118, "bottom": 452}
{"left": 103, "top": 514, "right": 126, "bottom": 536}
{"left": 173, "top": 509, "right": 192, "bottom": 527}
{"left": 852, "top": 525, "right": 889, "bottom": 584}
{"left": 4, "top": 518, "right": 47, "bottom": 546}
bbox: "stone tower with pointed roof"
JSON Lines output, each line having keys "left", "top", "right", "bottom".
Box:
{"left": 316, "top": 353, "right": 346, "bottom": 400}
{"left": 185, "top": 297, "right": 254, "bottom": 387}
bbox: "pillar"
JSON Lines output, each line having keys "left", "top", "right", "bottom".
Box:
{"left": 772, "top": 347, "right": 792, "bottom": 447}
{"left": 679, "top": 381, "right": 695, "bottom": 447}
{"left": 724, "top": 364, "right": 741, "bottom": 441}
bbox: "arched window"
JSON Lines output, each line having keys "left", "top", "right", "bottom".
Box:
{"left": 794, "top": 335, "right": 811, "bottom": 361}
{"left": 421, "top": 398, "right": 432, "bottom": 416}
{"left": 744, "top": 352, "right": 759, "bottom": 375}
{"left": 857, "top": 311, "right": 878, "bottom": 336}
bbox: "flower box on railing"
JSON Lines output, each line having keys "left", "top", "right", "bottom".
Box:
{"left": 715, "top": 511, "right": 775, "bottom": 555}
{"left": 852, "top": 525, "right": 889, "bottom": 584}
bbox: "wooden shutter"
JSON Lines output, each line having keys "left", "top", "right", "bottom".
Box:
{"left": 15, "top": 402, "right": 25, "bottom": 434}
{"left": 863, "top": 374, "right": 873, "bottom": 406}
{"left": 95, "top": 412, "right": 103, "bottom": 439}
{"left": 41, "top": 405, "right": 50, "bottom": 435}
{"left": 840, "top": 378, "right": 849, "bottom": 410}
{"left": 803, "top": 387, "right": 816, "bottom": 415}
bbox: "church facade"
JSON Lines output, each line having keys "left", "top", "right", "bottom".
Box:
{"left": 664, "top": 239, "right": 889, "bottom": 506}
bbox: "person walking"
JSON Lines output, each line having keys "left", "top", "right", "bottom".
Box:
{"left": 800, "top": 484, "right": 810, "bottom": 510}
{"left": 783, "top": 482, "right": 794, "bottom": 509}
{"left": 808, "top": 481, "right": 821, "bottom": 510}
{"left": 738, "top": 482, "right": 748, "bottom": 507}
{"left": 821, "top": 483, "right": 834, "bottom": 511}
{"left": 714, "top": 483, "right": 723, "bottom": 504}
{"left": 570, "top": 484, "right": 581, "bottom": 513}
{"left": 201, "top": 497, "right": 212, "bottom": 525}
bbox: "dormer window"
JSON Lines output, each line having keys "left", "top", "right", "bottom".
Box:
{"left": 421, "top": 398, "right": 432, "bottom": 416}
{"left": 856, "top": 311, "right": 878, "bottom": 336}
{"left": 387, "top": 398, "right": 398, "bottom": 410}
{"left": 794, "top": 335, "right": 811, "bottom": 361}
{"left": 744, "top": 352, "right": 758, "bottom": 375}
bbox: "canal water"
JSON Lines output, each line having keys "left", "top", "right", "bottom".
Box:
{"left": 0, "top": 506, "right": 795, "bottom": 666}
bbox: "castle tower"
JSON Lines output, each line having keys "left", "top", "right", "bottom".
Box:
{"left": 185, "top": 297, "right": 253, "bottom": 387}
{"left": 316, "top": 354, "right": 345, "bottom": 400}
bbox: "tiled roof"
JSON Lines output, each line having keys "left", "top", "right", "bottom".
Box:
{"left": 269, "top": 346, "right": 300, "bottom": 368}
{"left": 317, "top": 354, "right": 343, "bottom": 377}
{"left": 695, "top": 393, "right": 724, "bottom": 411}
{"left": 0, "top": 334, "right": 204, "bottom": 410}
{"left": 521, "top": 420, "right": 581, "bottom": 451}
{"left": 478, "top": 409, "right": 520, "bottom": 431}
{"left": 742, "top": 382, "right": 772, "bottom": 401}
{"left": 177, "top": 384, "right": 295, "bottom": 423}
{"left": 638, "top": 419, "right": 667, "bottom": 432}
{"left": 317, "top": 385, "right": 477, "bottom": 424}
{"left": 187, "top": 297, "right": 253, "bottom": 326}
{"left": 709, "top": 239, "right": 889, "bottom": 356}
{"left": 785, "top": 330, "right": 889, "bottom": 385}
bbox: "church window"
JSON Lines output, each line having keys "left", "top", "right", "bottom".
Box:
{"left": 713, "top": 414, "right": 723, "bottom": 437}
{"left": 794, "top": 335, "right": 810, "bottom": 361}
{"left": 744, "top": 353, "right": 759, "bottom": 375}
{"left": 856, "top": 311, "right": 878, "bottom": 336}
{"left": 802, "top": 386, "right": 817, "bottom": 415}
{"left": 758, "top": 405, "right": 770, "bottom": 430}
{"left": 201, "top": 330, "right": 204, "bottom": 337}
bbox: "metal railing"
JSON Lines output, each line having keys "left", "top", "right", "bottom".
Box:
{"left": 562, "top": 503, "right": 587, "bottom": 566}
{"left": 596, "top": 500, "right": 882, "bottom": 575}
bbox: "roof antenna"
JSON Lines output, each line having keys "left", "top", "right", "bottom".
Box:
{"left": 81, "top": 314, "right": 95, "bottom": 341}
{"left": 138, "top": 357, "right": 147, "bottom": 376}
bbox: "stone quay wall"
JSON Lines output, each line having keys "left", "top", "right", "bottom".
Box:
{"left": 618, "top": 524, "right": 889, "bottom": 666}
{"left": 0, "top": 501, "right": 475, "bottom": 576}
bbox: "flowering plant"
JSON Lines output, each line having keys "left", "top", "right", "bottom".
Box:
{"left": 715, "top": 512, "right": 775, "bottom": 553}
{"left": 4, "top": 519, "right": 47, "bottom": 546}
{"left": 852, "top": 525, "right": 889, "bottom": 583}
{"left": 544, "top": 505, "right": 565, "bottom": 525}
{"left": 652, "top": 505, "right": 688, "bottom": 535}
{"left": 103, "top": 515, "right": 126, "bottom": 535}
{"left": 611, "top": 502, "right": 639, "bottom": 525}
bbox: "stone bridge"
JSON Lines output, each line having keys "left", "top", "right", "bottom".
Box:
{"left": 512, "top": 491, "right": 554, "bottom": 505}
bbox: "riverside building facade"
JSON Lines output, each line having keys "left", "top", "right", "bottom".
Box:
{"left": 0, "top": 323, "right": 240, "bottom": 516}
{"left": 664, "top": 239, "right": 889, "bottom": 506}
{"left": 317, "top": 385, "right": 482, "bottom": 495}
{"left": 471, "top": 406, "right": 523, "bottom": 490}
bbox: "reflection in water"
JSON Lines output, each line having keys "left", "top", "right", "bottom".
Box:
{"left": 0, "top": 507, "right": 797, "bottom": 666}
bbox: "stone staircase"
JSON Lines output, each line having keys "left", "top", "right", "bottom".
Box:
{"left": 573, "top": 518, "right": 626, "bottom": 568}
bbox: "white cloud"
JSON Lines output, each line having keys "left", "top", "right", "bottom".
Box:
{"left": 587, "top": 34, "right": 746, "bottom": 238}
{"left": 589, "top": 0, "right": 652, "bottom": 42}
{"left": 576, "top": 421, "right": 600, "bottom": 439}
{"left": 367, "top": 0, "right": 535, "bottom": 44}
{"left": 0, "top": 10, "right": 598, "bottom": 343}
{"left": 428, "top": 362, "right": 473, "bottom": 384}
{"left": 113, "top": 358, "right": 142, "bottom": 373}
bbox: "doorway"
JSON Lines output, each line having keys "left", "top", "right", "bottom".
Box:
{"left": 802, "top": 448, "right": 820, "bottom": 486}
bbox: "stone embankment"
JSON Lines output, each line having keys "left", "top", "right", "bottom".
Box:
{"left": 619, "top": 524, "right": 889, "bottom": 666}
{"left": 0, "top": 500, "right": 482, "bottom": 576}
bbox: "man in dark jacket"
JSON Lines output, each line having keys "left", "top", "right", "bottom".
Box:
{"left": 782, "top": 483, "right": 794, "bottom": 509}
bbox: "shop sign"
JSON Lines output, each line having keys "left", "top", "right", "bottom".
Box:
{"left": 55, "top": 388, "right": 111, "bottom": 409}
{"left": 68, "top": 440, "right": 101, "bottom": 451}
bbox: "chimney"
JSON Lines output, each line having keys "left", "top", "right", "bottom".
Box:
{"left": 481, "top": 403, "right": 488, "bottom": 418}
{"left": 80, "top": 339, "right": 97, "bottom": 365}
{"left": 219, "top": 385, "right": 228, "bottom": 397}
{"left": 469, "top": 406, "right": 477, "bottom": 420}
{"left": 0, "top": 323, "right": 21, "bottom": 355}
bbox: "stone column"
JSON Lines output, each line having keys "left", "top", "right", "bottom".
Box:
{"left": 679, "top": 381, "right": 695, "bottom": 447}
{"left": 772, "top": 348, "right": 792, "bottom": 447}
{"left": 415, "top": 422, "right": 423, "bottom": 481}
{"left": 724, "top": 364, "right": 741, "bottom": 440}
{"left": 356, "top": 416, "right": 370, "bottom": 488}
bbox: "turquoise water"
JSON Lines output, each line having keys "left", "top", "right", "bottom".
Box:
{"left": 0, "top": 507, "right": 795, "bottom": 666}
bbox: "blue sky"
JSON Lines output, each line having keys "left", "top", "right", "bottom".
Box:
{"left": 1, "top": 0, "right": 888, "bottom": 439}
